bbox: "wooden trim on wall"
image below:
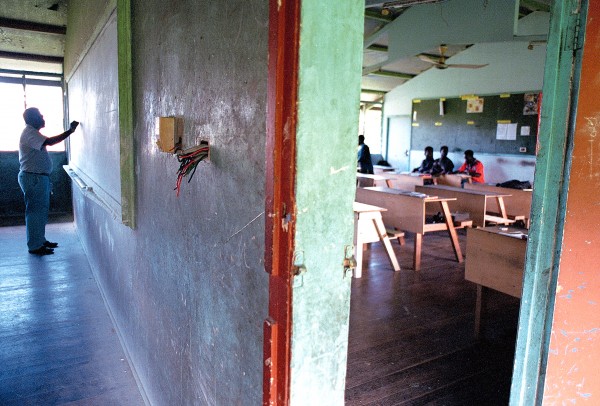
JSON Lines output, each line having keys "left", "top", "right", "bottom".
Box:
{"left": 117, "top": 0, "right": 136, "bottom": 229}
{"left": 263, "top": 0, "right": 301, "bottom": 404}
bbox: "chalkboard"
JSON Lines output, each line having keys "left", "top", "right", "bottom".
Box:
{"left": 68, "top": 14, "right": 122, "bottom": 216}
{"left": 411, "top": 92, "right": 540, "bottom": 155}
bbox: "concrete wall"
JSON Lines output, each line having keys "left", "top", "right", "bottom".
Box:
{"left": 66, "top": 1, "right": 269, "bottom": 404}
{"left": 0, "top": 151, "right": 72, "bottom": 221}
{"left": 384, "top": 41, "right": 546, "bottom": 183}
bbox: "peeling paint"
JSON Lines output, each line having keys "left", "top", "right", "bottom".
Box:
{"left": 329, "top": 165, "right": 350, "bottom": 174}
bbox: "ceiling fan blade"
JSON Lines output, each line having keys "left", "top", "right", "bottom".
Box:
{"left": 445, "top": 63, "right": 489, "bottom": 69}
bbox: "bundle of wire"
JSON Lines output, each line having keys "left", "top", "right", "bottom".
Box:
{"left": 174, "top": 145, "right": 209, "bottom": 196}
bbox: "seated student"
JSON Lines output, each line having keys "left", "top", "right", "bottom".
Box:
{"left": 431, "top": 145, "right": 454, "bottom": 175}
{"left": 357, "top": 135, "right": 374, "bottom": 174}
{"left": 412, "top": 146, "right": 434, "bottom": 173}
{"left": 457, "top": 149, "right": 485, "bottom": 183}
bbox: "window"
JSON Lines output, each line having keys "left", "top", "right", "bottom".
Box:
{"left": 358, "top": 105, "right": 382, "bottom": 155}
{"left": 0, "top": 77, "right": 64, "bottom": 152}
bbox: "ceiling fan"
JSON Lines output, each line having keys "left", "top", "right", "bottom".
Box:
{"left": 418, "top": 44, "right": 488, "bottom": 70}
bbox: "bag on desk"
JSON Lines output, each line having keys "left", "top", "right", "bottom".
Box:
{"left": 496, "top": 179, "right": 532, "bottom": 190}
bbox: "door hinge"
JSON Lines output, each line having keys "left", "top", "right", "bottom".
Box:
{"left": 292, "top": 250, "right": 306, "bottom": 276}
{"left": 567, "top": 1, "right": 585, "bottom": 53}
{"left": 343, "top": 245, "right": 357, "bottom": 278}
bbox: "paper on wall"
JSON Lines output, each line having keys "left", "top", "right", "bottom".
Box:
{"left": 496, "top": 123, "right": 518, "bottom": 140}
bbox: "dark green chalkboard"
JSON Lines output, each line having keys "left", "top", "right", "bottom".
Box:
{"left": 411, "top": 92, "right": 540, "bottom": 155}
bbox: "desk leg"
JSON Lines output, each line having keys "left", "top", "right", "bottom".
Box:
{"left": 474, "top": 285, "right": 488, "bottom": 340}
{"left": 373, "top": 218, "right": 401, "bottom": 272}
{"left": 497, "top": 197, "right": 508, "bottom": 219}
{"left": 413, "top": 233, "right": 422, "bottom": 271}
{"left": 440, "top": 201, "right": 463, "bottom": 263}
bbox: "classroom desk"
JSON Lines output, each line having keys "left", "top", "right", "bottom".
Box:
{"left": 415, "top": 184, "right": 514, "bottom": 227}
{"left": 434, "top": 173, "right": 472, "bottom": 187}
{"left": 353, "top": 202, "right": 401, "bottom": 278}
{"left": 465, "top": 226, "right": 527, "bottom": 338}
{"left": 356, "top": 173, "right": 391, "bottom": 188}
{"left": 373, "top": 165, "right": 397, "bottom": 174}
{"left": 464, "top": 183, "right": 532, "bottom": 228}
{"left": 384, "top": 172, "right": 434, "bottom": 191}
{"left": 355, "top": 187, "right": 463, "bottom": 271}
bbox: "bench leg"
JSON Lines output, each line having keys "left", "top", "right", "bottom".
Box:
{"left": 374, "top": 218, "right": 401, "bottom": 272}
{"left": 440, "top": 201, "right": 463, "bottom": 264}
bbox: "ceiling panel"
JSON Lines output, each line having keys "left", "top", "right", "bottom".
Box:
{"left": 382, "top": 57, "right": 431, "bottom": 75}
{"left": 362, "top": 75, "right": 408, "bottom": 92}
{"left": 0, "top": 0, "right": 67, "bottom": 26}
{"left": 0, "top": 27, "right": 64, "bottom": 57}
{"left": 363, "top": 49, "right": 389, "bottom": 68}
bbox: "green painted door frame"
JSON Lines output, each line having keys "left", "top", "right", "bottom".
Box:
{"left": 510, "top": 0, "right": 586, "bottom": 404}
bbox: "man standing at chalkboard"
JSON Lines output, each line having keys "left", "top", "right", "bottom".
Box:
{"left": 457, "top": 149, "right": 485, "bottom": 183}
{"left": 413, "top": 146, "right": 435, "bottom": 173}
{"left": 18, "top": 107, "right": 79, "bottom": 255}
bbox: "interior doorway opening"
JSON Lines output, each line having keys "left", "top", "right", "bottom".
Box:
{"left": 348, "top": 0, "right": 553, "bottom": 403}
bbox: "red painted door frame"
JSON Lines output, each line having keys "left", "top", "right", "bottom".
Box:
{"left": 263, "top": 0, "right": 300, "bottom": 405}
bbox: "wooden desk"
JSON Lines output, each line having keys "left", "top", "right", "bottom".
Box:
{"left": 353, "top": 202, "right": 401, "bottom": 278}
{"left": 465, "top": 226, "right": 526, "bottom": 338}
{"left": 415, "top": 184, "right": 514, "bottom": 227}
{"left": 434, "top": 173, "right": 472, "bottom": 187}
{"left": 464, "top": 183, "right": 532, "bottom": 228}
{"left": 373, "top": 165, "right": 397, "bottom": 174}
{"left": 384, "top": 172, "right": 433, "bottom": 191}
{"left": 356, "top": 173, "right": 390, "bottom": 188}
{"left": 355, "top": 187, "right": 463, "bottom": 271}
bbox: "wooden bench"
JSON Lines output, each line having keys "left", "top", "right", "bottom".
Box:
{"left": 464, "top": 183, "right": 532, "bottom": 228}
{"left": 416, "top": 184, "right": 513, "bottom": 228}
{"left": 385, "top": 228, "right": 405, "bottom": 245}
{"left": 356, "top": 187, "right": 463, "bottom": 271}
{"left": 353, "top": 202, "right": 401, "bottom": 278}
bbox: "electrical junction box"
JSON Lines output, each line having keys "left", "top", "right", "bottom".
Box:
{"left": 156, "top": 116, "right": 183, "bottom": 152}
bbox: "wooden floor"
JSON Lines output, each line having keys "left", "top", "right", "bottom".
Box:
{"left": 0, "top": 223, "right": 145, "bottom": 405}
{"left": 345, "top": 230, "right": 520, "bottom": 405}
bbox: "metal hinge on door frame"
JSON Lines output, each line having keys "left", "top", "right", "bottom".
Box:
{"left": 567, "top": 0, "right": 585, "bottom": 53}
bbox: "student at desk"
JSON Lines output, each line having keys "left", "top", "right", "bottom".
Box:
{"left": 412, "top": 145, "right": 434, "bottom": 173}
{"left": 457, "top": 149, "right": 485, "bottom": 183}
{"left": 431, "top": 145, "right": 454, "bottom": 175}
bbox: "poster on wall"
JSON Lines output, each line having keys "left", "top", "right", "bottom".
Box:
{"left": 523, "top": 93, "right": 539, "bottom": 115}
{"left": 496, "top": 123, "right": 518, "bottom": 140}
{"left": 466, "top": 97, "right": 484, "bottom": 113}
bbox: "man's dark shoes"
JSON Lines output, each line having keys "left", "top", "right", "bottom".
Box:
{"left": 29, "top": 246, "right": 55, "bottom": 256}
{"left": 44, "top": 241, "right": 59, "bottom": 248}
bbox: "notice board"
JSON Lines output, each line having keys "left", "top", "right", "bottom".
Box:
{"left": 411, "top": 92, "right": 540, "bottom": 155}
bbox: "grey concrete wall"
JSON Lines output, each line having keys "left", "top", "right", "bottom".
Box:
{"left": 66, "top": 1, "right": 269, "bottom": 404}
{"left": 0, "top": 151, "right": 72, "bottom": 220}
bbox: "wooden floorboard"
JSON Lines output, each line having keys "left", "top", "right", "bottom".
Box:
{"left": 0, "top": 223, "right": 144, "bottom": 406}
{"left": 346, "top": 230, "right": 520, "bottom": 405}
